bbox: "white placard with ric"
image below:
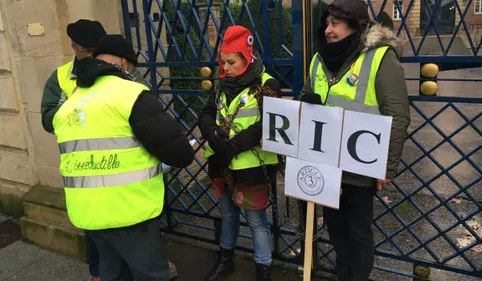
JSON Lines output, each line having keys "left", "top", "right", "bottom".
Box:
{"left": 284, "top": 157, "right": 342, "bottom": 209}
{"left": 340, "top": 110, "right": 393, "bottom": 179}
{"left": 262, "top": 96, "right": 300, "bottom": 158}
{"left": 297, "top": 103, "right": 344, "bottom": 166}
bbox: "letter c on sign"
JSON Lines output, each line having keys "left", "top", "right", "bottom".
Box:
{"left": 347, "top": 130, "right": 381, "bottom": 164}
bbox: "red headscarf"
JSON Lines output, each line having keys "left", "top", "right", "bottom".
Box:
{"left": 218, "top": 25, "right": 256, "bottom": 78}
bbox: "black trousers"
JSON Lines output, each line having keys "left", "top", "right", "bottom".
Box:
{"left": 85, "top": 231, "right": 100, "bottom": 277}
{"left": 86, "top": 218, "right": 169, "bottom": 281}
{"left": 323, "top": 184, "right": 377, "bottom": 281}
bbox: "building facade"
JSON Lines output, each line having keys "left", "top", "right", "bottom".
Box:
{"left": 0, "top": 0, "right": 123, "bottom": 216}
{"left": 281, "top": 0, "right": 482, "bottom": 39}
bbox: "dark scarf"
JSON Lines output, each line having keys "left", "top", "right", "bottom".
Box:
{"left": 319, "top": 32, "right": 359, "bottom": 73}
{"left": 218, "top": 56, "right": 265, "bottom": 105}
{"left": 76, "top": 58, "right": 135, "bottom": 88}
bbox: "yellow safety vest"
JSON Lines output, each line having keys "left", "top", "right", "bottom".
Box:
{"left": 57, "top": 61, "right": 77, "bottom": 98}
{"left": 309, "top": 46, "right": 390, "bottom": 115}
{"left": 52, "top": 75, "right": 164, "bottom": 230}
{"left": 205, "top": 73, "right": 278, "bottom": 170}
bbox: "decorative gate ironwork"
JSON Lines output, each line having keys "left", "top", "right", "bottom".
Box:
{"left": 120, "top": 0, "right": 481, "bottom": 279}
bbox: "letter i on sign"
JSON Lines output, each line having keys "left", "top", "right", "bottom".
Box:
{"left": 297, "top": 103, "right": 344, "bottom": 167}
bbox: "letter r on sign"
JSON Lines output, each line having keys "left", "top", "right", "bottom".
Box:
{"left": 262, "top": 96, "right": 300, "bottom": 158}
{"left": 267, "top": 112, "right": 293, "bottom": 145}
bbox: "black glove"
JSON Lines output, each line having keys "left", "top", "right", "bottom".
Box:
{"left": 217, "top": 143, "right": 238, "bottom": 168}
{"left": 300, "top": 93, "right": 322, "bottom": 105}
{"left": 206, "top": 127, "right": 229, "bottom": 153}
{"left": 207, "top": 153, "right": 220, "bottom": 165}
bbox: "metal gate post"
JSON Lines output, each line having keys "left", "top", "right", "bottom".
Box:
{"left": 141, "top": 0, "right": 157, "bottom": 92}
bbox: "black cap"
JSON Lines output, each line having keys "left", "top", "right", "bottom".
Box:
{"left": 93, "top": 35, "right": 138, "bottom": 65}
{"left": 321, "top": 0, "right": 370, "bottom": 29}
{"left": 67, "top": 19, "right": 106, "bottom": 48}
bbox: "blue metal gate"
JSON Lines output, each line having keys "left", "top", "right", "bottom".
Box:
{"left": 120, "top": 0, "right": 481, "bottom": 279}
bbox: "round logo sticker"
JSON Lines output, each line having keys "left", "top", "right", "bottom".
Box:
{"left": 236, "top": 192, "right": 244, "bottom": 204}
{"left": 297, "top": 166, "right": 325, "bottom": 196}
{"left": 240, "top": 93, "right": 250, "bottom": 104}
{"left": 347, "top": 73, "right": 359, "bottom": 86}
{"left": 217, "top": 101, "right": 225, "bottom": 110}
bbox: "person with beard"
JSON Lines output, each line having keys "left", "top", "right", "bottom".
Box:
{"left": 52, "top": 34, "right": 194, "bottom": 281}
{"left": 299, "top": 0, "right": 410, "bottom": 280}
{"left": 199, "top": 26, "right": 282, "bottom": 281}
{"left": 41, "top": 22, "right": 179, "bottom": 279}
{"left": 40, "top": 19, "right": 106, "bottom": 281}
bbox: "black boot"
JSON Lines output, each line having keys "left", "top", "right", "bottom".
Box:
{"left": 205, "top": 248, "right": 235, "bottom": 281}
{"left": 255, "top": 263, "right": 271, "bottom": 281}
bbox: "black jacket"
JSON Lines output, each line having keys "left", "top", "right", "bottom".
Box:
{"left": 199, "top": 77, "right": 281, "bottom": 184}
{"left": 74, "top": 58, "right": 194, "bottom": 168}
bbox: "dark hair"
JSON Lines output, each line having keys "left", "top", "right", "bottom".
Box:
{"left": 74, "top": 43, "right": 96, "bottom": 55}
{"left": 236, "top": 52, "right": 247, "bottom": 63}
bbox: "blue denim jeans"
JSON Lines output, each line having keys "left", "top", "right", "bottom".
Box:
{"left": 219, "top": 186, "right": 272, "bottom": 265}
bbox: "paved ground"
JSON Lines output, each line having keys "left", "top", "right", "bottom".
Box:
{"left": 0, "top": 240, "right": 318, "bottom": 281}
{"left": 0, "top": 214, "right": 21, "bottom": 251}
{"left": 0, "top": 218, "right": 322, "bottom": 281}
{"left": 0, "top": 220, "right": 479, "bottom": 281}
{"left": 401, "top": 36, "right": 474, "bottom": 56}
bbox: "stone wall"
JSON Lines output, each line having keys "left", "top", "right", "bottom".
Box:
{"left": 0, "top": 0, "right": 123, "bottom": 216}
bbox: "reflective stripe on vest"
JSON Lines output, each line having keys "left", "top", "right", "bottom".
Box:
{"left": 52, "top": 75, "right": 164, "bottom": 230}
{"left": 310, "top": 47, "right": 389, "bottom": 115}
{"left": 57, "top": 61, "right": 77, "bottom": 98}
{"left": 63, "top": 163, "right": 162, "bottom": 188}
{"left": 59, "top": 137, "right": 141, "bottom": 154}
{"left": 216, "top": 107, "right": 259, "bottom": 122}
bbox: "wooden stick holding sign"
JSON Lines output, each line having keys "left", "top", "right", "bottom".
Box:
{"left": 261, "top": 96, "right": 392, "bottom": 281}
{"left": 303, "top": 200, "right": 315, "bottom": 281}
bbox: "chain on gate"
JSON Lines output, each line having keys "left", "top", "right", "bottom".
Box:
{"left": 214, "top": 82, "right": 323, "bottom": 242}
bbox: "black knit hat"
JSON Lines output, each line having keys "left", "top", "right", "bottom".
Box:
{"left": 67, "top": 19, "right": 106, "bottom": 48}
{"left": 93, "top": 35, "right": 138, "bottom": 65}
{"left": 321, "top": 0, "right": 370, "bottom": 30}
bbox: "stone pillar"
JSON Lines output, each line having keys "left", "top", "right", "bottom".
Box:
{"left": 0, "top": 0, "right": 125, "bottom": 218}
{"left": 196, "top": 0, "right": 221, "bottom": 49}
{"left": 65, "top": 0, "right": 95, "bottom": 23}
{"left": 65, "top": 0, "right": 122, "bottom": 33}
{"left": 64, "top": 0, "right": 123, "bottom": 42}
{"left": 0, "top": 1, "right": 38, "bottom": 216}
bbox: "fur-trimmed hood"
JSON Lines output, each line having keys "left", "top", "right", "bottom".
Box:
{"left": 361, "top": 22, "right": 401, "bottom": 57}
